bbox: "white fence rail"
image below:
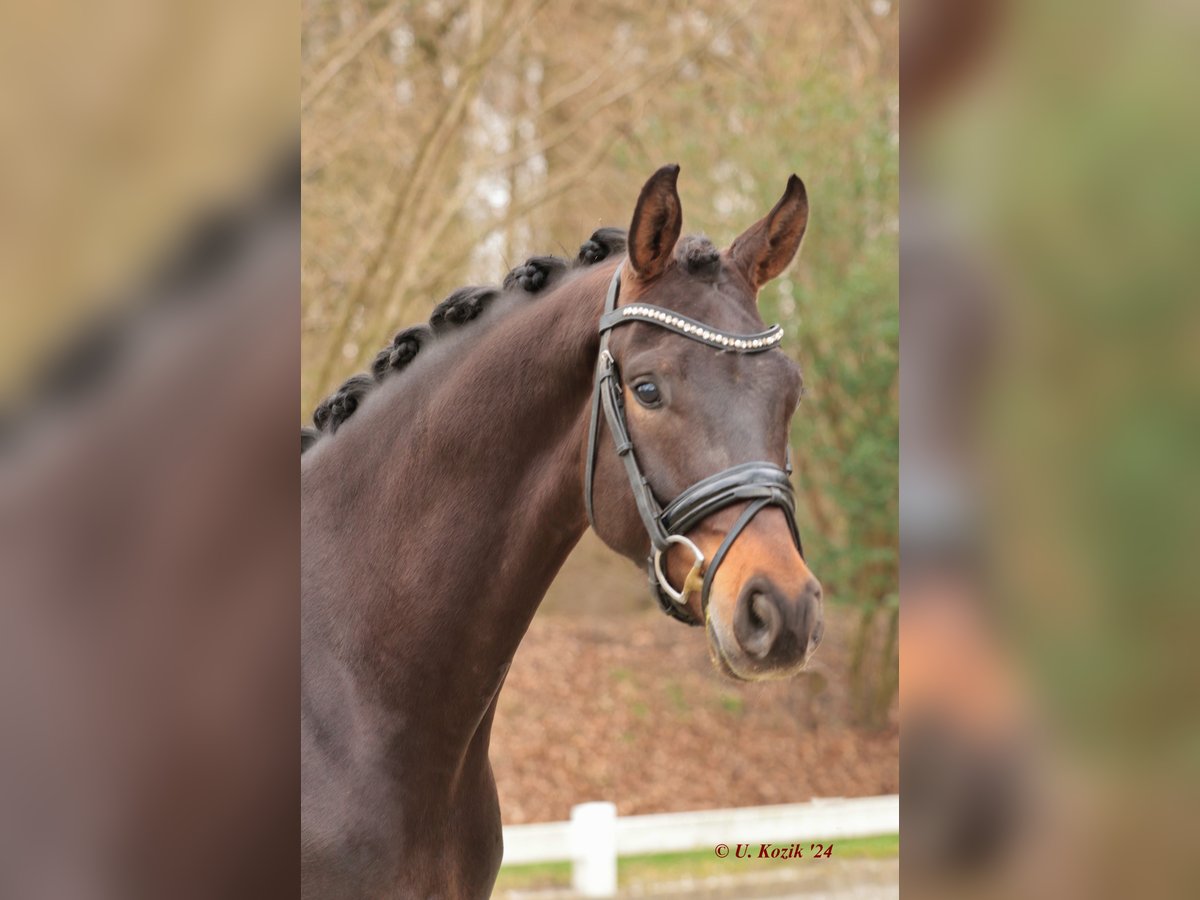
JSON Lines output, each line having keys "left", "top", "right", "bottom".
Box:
{"left": 501, "top": 794, "right": 899, "bottom": 897}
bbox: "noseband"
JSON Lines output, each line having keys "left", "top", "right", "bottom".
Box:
{"left": 584, "top": 265, "right": 803, "bottom": 626}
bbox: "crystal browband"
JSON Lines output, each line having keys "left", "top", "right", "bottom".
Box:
{"left": 598, "top": 305, "right": 784, "bottom": 352}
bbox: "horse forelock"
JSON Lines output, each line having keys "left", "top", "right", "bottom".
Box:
{"left": 674, "top": 235, "right": 721, "bottom": 280}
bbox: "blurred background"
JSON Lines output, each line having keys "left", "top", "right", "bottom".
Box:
{"left": 303, "top": 1, "right": 898, "bottom": 895}
{"left": 902, "top": 0, "right": 1200, "bottom": 898}
{"left": 302, "top": 0, "right": 902, "bottom": 897}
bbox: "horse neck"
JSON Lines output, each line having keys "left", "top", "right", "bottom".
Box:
{"left": 304, "top": 262, "right": 614, "bottom": 751}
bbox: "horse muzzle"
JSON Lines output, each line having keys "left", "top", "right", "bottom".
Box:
{"left": 696, "top": 513, "right": 824, "bottom": 680}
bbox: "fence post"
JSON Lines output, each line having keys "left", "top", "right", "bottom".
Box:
{"left": 570, "top": 801, "right": 617, "bottom": 897}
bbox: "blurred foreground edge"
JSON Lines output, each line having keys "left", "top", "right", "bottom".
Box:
{"left": 0, "top": 145, "right": 299, "bottom": 899}
{"left": 903, "top": 0, "right": 1200, "bottom": 897}
{"left": 900, "top": 0, "right": 1038, "bottom": 894}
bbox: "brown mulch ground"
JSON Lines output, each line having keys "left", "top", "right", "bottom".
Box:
{"left": 491, "top": 603, "right": 898, "bottom": 825}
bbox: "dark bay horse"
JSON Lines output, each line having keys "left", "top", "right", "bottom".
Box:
{"left": 301, "top": 165, "right": 822, "bottom": 898}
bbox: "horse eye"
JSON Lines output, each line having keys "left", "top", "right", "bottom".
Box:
{"left": 633, "top": 381, "right": 662, "bottom": 407}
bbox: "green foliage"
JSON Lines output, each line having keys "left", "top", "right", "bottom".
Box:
{"left": 717, "top": 692, "right": 745, "bottom": 716}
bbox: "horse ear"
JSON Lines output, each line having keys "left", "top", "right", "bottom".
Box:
{"left": 627, "top": 164, "right": 683, "bottom": 281}
{"left": 727, "top": 175, "right": 809, "bottom": 291}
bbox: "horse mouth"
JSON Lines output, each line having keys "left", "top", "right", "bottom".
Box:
{"left": 706, "top": 620, "right": 752, "bottom": 682}
{"left": 706, "top": 618, "right": 814, "bottom": 682}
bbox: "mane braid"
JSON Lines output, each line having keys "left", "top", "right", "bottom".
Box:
{"left": 301, "top": 227, "right": 627, "bottom": 454}
{"left": 301, "top": 427, "right": 320, "bottom": 453}
{"left": 502, "top": 256, "right": 566, "bottom": 292}
{"left": 429, "top": 287, "right": 499, "bottom": 334}
{"left": 370, "top": 325, "right": 431, "bottom": 382}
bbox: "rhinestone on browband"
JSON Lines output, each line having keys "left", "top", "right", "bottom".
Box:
{"left": 617, "top": 305, "right": 784, "bottom": 349}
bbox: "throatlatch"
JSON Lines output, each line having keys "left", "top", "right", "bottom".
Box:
{"left": 584, "top": 265, "right": 803, "bottom": 626}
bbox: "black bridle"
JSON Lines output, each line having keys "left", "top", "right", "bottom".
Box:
{"left": 584, "top": 265, "right": 803, "bottom": 626}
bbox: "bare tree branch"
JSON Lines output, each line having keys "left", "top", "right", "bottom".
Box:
{"left": 302, "top": 1, "right": 407, "bottom": 112}
{"left": 310, "top": 0, "right": 545, "bottom": 397}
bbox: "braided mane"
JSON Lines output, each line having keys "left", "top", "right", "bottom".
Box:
{"left": 302, "top": 227, "right": 626, "bottom": 452}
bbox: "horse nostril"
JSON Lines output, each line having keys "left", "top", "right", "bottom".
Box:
{"left": 799, "top": 578, "right": 823, "bottom": 651}
{"left": 735, "top": 587, "right": 783, "bottom": 660}
{"left": 748, "top": 593, "right": 767, "bottom": 630}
